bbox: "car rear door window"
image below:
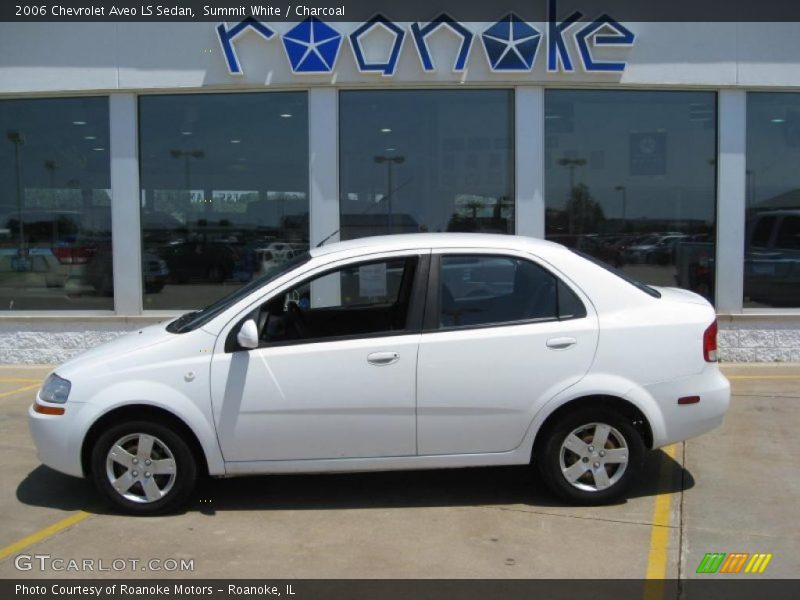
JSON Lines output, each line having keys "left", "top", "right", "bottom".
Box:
{"left": 437, "top": 255, "right": 584, "bottom": 328}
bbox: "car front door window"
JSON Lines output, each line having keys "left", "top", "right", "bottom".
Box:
{"left": 253, "top": 256, "right": 419, "bottom": 346}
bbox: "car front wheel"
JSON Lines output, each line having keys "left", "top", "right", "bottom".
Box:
{"left": 537, "top": 408, "right": 645, "bottom": 504}
{"left": 90, "top": 421, "right": 197, "bottom": 515}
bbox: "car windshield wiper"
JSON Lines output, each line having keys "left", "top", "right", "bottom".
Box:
{"left": 166, "top": 310, "right": 201, "bottom": 333}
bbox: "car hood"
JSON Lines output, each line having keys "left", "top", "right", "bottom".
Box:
{"left": 55, "top": 321, "right": 176, "bottom": 379}
{"left": 652, "top": 286, "right": 710, "bottom": 306}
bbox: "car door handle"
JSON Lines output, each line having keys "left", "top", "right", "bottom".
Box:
{"left": 367, "top": 351, "right": 400, "bottom": 366}
{"left": 546, "top": 337, "right": 577, "bottom": 350}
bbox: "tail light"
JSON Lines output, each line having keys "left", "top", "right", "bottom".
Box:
{"left": 53, "top": 246, "right": 96, "bottom": 265}
{"left": 703, "top": 319, "right": 718, "bottom": 362}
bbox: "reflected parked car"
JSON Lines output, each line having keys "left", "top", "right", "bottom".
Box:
{"left": 159, "top": 239, "right": 256, "bottom": 284}
{"left": 84, "top": 243, "right": 169, "bottom": 296}
{"left": 650, "top": 235, "right": 690, "bottom": 265}
{"left": 0, "top": 210, "right": 103, "bottom": 289}
{"left": 627, "top": 234, "right": 688, "bottom": 264}
{"left": 254, "top": 249, "right": 280, "bottom": 275}
{"left": 255, "top": 242, "right": 308, "bottom": 272}
{"left": 546, "top": 234, "right": 625, "bottom": 268}
{"left": 745, "top": 210, "right": 800, "bottom": 306}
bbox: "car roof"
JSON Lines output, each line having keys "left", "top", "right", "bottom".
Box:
{"left": 309, "top": 233, "right": 564, "bottom": 258}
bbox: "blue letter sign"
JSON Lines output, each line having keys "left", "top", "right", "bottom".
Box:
{"left": 282, "top": 17, "right": 343, "bottom": 73}
{"left": 216, "top": 17, "right": 275, "bottom": 75}
{"left": 574, "top": 15, "right": 635, "bottom": 72}
{"left": 349, "top": 15, "right": 406, "bottom": 76}
{"left": 217, "top": 2, "right": 636, "bottom": 78}
{"left": 411, "top": 14, "right": 474, "bottom": 72}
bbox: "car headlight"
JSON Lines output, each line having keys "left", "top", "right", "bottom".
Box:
{"left": 39, "top": 373, "right": 71, "bottom": 404}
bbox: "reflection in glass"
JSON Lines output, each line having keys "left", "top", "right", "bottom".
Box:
{"left": 339, "top": 90, "right": 514, "bottom": 239}
{"left": 0, "top": 97, "right": 112, "bottom": 310}
{"left": 745, "top": 93, "right": 800, "bottom": 307}
{"left": 544, "top": 90, "right": 717, "bottom": 302}
{"left": 139, "top": 93, "right": 309, "bottom": 310}
{"left": 259, "top": 257, "right": 418, "bottom": 343}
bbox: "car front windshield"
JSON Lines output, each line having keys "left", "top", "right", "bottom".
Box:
{"left": 166, "top": 252, "right": 311, "bottom": 334}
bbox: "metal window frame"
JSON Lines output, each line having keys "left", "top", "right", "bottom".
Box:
{"left": 3, "top": 84, "right": 800, "bottom": 320}
{"left": 714, "top": 90, "right": 746, "bottom": 313}
{"left": 110, "top": 93, "right": 144, "bottom": 315}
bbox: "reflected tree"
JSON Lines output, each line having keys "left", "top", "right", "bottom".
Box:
{"left": 566, "top": 183, "right": 605, "bottom": 235}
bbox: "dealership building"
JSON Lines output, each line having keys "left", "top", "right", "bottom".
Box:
{"left": 1, "top": 13, "right": 800, "bottom": 363}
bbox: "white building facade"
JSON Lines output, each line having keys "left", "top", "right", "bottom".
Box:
{"left": 1, "top": 16, "right": 800, "bottom": 363}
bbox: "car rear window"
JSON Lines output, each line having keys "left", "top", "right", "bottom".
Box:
{"left": 571, "top": 248, "right": 662, "bottom": 299}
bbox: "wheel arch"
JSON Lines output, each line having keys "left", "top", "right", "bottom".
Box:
{"left": 531, "top": 394, "right": 654, "bottom": 461}
{"left": 81, "top": 404, "right": 211, "bottom": 479}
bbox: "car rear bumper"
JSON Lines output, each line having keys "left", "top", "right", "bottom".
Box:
{"left": 645, "top": 366, "right": 730, "bottom": 448}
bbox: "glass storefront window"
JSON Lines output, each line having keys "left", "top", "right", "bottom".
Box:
{"left": 544, "top": 90, "right": 717, "bottom": 302}
{"left": 0, "top": 97, "right": 112, "bottom": 310}
{"left": 745, "top": 93, "right": 800, "bottom": 307}
{"left": 139, "top": 92, "right": 309, "bottom": 310}
{"left": 339, "top": 90, "right": 514, "bottom": 240}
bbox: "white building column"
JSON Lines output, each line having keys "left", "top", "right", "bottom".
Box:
{"left": 308, "top": 88, "right": 339, "bottom": 246}
{"left": 515, "top": 86, "right": 545, "bottom": 238}
{"left": 109, "top": 93, "right": 143, "bottom": 315}
{"left": 716, "top": 90, "right": 747, "bottom": 313}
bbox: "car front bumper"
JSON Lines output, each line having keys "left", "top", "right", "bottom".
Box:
{"left": 28, "top": 397, "right": 88, "bottom": 478}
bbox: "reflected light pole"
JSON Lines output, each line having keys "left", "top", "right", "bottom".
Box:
{"left": 170, "top": 149, "right": 205, "bottom": 203}
{"left": 614, "top": 185, "right": 627, "bottom": 221}
{"left": 7, "top": 130, "right": 26, "bottom": 259}
{"left": 558, "top": 157, "right": 587, "bottom": 192}
{"left": 558, "top": 156, "right": 586, "bottom": 235}
{"left": 374, "top": 154, "right": 405, "bottom": 233}
{"left": 45, "top": 160, "right": 58, "bottom": 241}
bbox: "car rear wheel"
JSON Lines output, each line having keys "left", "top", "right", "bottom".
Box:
{"left": 537, "top": 407, "right": 645, "bottom": 504}
{"left": 90, "top": 421, "right": 197, "bottom": 515}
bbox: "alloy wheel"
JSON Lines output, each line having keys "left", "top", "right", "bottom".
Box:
{"left": 105, "top": 433, "right": 177, "bottom": 503}
{"left": 558, "top": 422, "right": 629, "bottom": 492}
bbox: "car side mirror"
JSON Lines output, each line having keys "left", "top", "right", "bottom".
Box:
{"left": 236, "top": 319, "right": 259, "bottom": 350}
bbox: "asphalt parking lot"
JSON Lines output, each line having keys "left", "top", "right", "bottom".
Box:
{"left": 0, "top": 364, "right": 798, "bottom": 580}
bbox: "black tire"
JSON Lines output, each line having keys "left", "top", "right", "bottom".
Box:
{"left": 536, "top": 407, "right": 645, "bottom": 505}
{"left": 90, "top": 420, "right": 198, "bottom": 515}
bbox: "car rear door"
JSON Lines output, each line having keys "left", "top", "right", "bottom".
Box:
{"left": 416, "top": 250, "right": 599, "bottom": 456}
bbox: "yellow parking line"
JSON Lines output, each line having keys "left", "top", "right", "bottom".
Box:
{"left": 0, "top": 383, "right": 40, "bottom": 400}
{"left": 644, "top": 444, "right": 677, "bottom": 598}
{"left": 727, "top": 375, "right": 800, "bottom": 380}
{"left": 0, "top": 511, "right": 91, "bottom": 562}
{"left": 0, "top": 378, "right": 42, "bottom": 383}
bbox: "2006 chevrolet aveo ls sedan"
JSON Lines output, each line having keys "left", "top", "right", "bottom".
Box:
{"left": 29, "top": 234, "right": 730, "bottom": 514}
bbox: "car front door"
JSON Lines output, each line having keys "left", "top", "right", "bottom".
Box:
{"left": 209, "top": 252, "right": 429, "bottom": 462}
{"left": 416, "top": 251, "right": 599, "bottom": 456}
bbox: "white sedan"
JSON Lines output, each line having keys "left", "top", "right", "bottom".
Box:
{"left": 28, "top": 233, "right": 729, "bottom": 514}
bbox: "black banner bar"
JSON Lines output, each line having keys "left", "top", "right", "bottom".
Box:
{"left": 5, "top": 0, "right": 800, "bottom": 22}
{"left": 4, "top": 580, "right": 800, "bottom": 600}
